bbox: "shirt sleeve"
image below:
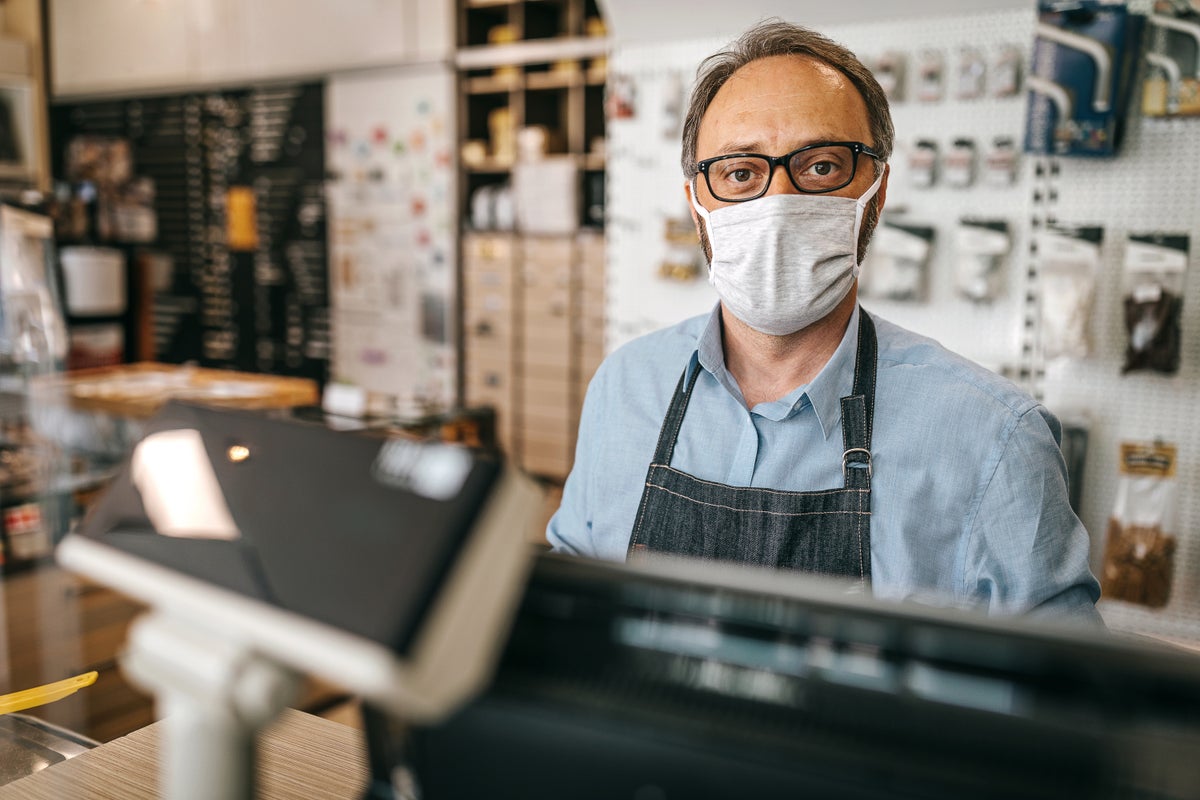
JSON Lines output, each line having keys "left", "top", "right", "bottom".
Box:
{"left": 545, "top": 362, "right": 604, "bottom": 558}
{"left": 962, "top": 404, "right": 1103, "bottom": 624}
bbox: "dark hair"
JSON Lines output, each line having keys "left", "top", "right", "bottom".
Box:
{"left": 680, "top": 19, "right": 894, "bottom": 178}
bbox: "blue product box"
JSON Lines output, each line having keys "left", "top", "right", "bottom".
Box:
{"left": 1025, "top": 1, "right": 1146, "bottom": 157}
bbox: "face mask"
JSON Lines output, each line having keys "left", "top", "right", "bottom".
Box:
{"left": 690, "top": 171, "right": 884, "bottom": 336}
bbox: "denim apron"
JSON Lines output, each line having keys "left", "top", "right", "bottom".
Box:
{"left": 627, "top": 310, "right": 877, "bottom": 583}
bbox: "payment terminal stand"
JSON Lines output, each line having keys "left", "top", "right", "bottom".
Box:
{"left": 56, "top": 402, "right": 539, "bottom": 800}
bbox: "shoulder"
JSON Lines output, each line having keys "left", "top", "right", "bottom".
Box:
{"left": 871, "top": 313, "right": 1041, "bottom": 423}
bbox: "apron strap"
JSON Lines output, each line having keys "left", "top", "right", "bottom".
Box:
{"left": 841, "top": 310, "right": 878, "bottom": 491}
{"left": 631, "top": 362, "right": 702, "bottom": 550}
{"left": 651, "top": 359, "right": 702, "bottom": 468}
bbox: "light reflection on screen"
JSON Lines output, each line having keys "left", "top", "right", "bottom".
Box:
{"left": 130, "top": 428, "right": 241, "bottom": 540}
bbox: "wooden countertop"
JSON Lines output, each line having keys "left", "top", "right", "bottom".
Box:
{"left": 29, "top": 362, "right": 319, "bottom": 420}
{"left": 0, "top": 709, "right": 367, "bottom": 799}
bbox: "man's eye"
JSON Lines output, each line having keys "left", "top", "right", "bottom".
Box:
{"left": 801, "top": 159, "right": 847, "bottom": 178}
{"left": 716, "top": 161, "right": 763, "bottom": 182}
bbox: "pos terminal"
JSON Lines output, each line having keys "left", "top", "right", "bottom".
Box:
{"left": 56, "top": 401, "right": 539, "bottom": 800}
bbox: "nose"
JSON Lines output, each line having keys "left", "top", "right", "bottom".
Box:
{"left": 762, "top": 162, "right": 800, "bottom": 197}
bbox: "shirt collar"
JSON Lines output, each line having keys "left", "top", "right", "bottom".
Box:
{"left": 693, "top": 303, "right": 744, "bottom": 404}
{"left": 691, "top": 302, "right": 861, "bottom": 440}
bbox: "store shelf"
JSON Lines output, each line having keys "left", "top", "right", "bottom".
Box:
{"left": 464, "top": 74, "right": 523, "bottom": 94}
{"left": 464, "top": 152, "right": 603, "bottom": 173}
{"left": 456, "top": 36, "right": 609, "bottom": 70}
{"left": 524, "top": 69, "right": 586, "bottom": 90}
{"left": 457, "top": 0, "right": 608, "bottom": 482}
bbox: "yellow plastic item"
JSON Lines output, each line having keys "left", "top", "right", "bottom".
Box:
{"left": 0, "top": 671, "right": 98, "bottom": 715}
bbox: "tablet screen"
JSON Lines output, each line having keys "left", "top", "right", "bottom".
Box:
{"left": 75, "top": 402, "right": 502, "bottom": 655}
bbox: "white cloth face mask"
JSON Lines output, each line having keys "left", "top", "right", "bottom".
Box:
{"left": 690, "top": 170, "right": 884, "bottom": 336}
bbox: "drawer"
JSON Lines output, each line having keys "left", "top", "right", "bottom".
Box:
{"left": 465, "top": 358, "right": 516, "bottom": 403}
{"left": 463, "top": 232, "right": 518, "bottom": 264}
{"left": 463, "top": 312, "right": 515, "bottom": 348}
{"left": 463, "top": 287, "right": 515, "bottom": 316}
{"left": 463, "top": 264, "right": 515, "bottom": 292}
{"left": 522, "top": 286, "right": 571, "bottom": 321}
{"left": 520, "top": 236, "right": 574, "bottom": 268}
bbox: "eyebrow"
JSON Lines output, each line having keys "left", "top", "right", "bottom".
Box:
{"left": 711, "top": 134, "right": 853, "bottom": 156}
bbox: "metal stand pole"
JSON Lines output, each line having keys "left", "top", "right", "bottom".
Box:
{"left": 121, "top": 612, "right": 300, "bottom": 800}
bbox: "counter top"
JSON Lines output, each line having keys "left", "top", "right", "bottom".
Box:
{"left": 30, "top": 362, "right": 319, "bottom": 420}
{"left": 0, "top": 709, "right": 367, "bottom": 799}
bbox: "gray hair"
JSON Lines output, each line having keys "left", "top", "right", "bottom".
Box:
{"left": 680, "top": 19, "right": 895, "bottom": 178}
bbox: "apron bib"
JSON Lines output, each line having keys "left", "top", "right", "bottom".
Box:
{"left": 627, "top": 311, "right": 878, "bottom": 584}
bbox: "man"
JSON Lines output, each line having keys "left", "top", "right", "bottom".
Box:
{"left": 548, "top": 20, "right": 1101, "bottom": 620}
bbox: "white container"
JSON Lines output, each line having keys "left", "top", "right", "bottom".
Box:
{"left": 513, "top": 157, "right": 578, "bottom": 235}
{"left": 60, "top": 246, "right": 126, "bottom": 316}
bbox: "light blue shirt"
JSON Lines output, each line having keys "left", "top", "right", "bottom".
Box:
{"left": 548, "top": 304, "right": 1102, "bottom": 622}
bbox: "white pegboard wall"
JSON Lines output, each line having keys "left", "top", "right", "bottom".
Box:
{"left": 605, "top": 35, "right": 725, "bottom": 351}
{"left": 835, "top": 9, "right": 1038, "bottom": 370}
{"left": 1038, "top": 113, "right": 1200, "bottom": 641}
{"left": 605, "top": 6, "right": 1200, "bottom": 641}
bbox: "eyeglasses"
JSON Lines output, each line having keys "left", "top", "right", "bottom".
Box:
{"left": 695, "top": 141, "right": 882, "bottom": 203}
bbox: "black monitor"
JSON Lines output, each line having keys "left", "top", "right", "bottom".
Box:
{"left": 404, "top": 553, "right": 1200, "bottom": 800}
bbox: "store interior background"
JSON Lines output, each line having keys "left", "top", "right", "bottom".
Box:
{"left": 0, "top": 0, "right": 1196, "bottom": 747}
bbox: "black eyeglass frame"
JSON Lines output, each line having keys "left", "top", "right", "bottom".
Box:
{"left": 694, "top": 141, "right": 884, "bottom": 203}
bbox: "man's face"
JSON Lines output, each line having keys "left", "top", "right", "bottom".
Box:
{"left": 688, "top": 55, "right": 888, "bottom": 262}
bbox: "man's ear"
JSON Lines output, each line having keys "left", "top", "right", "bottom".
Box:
{"left": 685, "top": 181, "right": 703, "bottom": 236}
{"left": 686, "top": 180, "right": 714, "bottom": 264}
{"left": 875, "top": 163, "right": 890, "bottom": 213}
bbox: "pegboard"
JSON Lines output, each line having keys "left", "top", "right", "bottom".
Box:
{"left": 605, "top": 34, "right": 727, "bottom": 350}
{"left": 1037, "top": 118, "right": 1200, "bottom": 642}
{"left": 606, "top": 6, "right": 1200, "bottom": 642}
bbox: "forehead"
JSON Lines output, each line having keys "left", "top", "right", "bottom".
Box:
{"left": 696, "top": 55, "right": 872, "bottom": 156}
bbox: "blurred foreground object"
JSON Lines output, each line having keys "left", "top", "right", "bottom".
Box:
{"left": 0, "top": 672, "right": 97, "bottom": 716}
{"left": 405, "top": 553, "right": 1200, "bottom": 799}
{"left": 56, "top": 402, "right": 538, "bottom": 800}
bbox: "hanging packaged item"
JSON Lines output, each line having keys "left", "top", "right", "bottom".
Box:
{"left": 658, "top": 214, "right": 704, "bottom": 282}
{"left": 943, "top": 139, "right": 976, "bottom": 188}
{"left": 1142, "top": 1, "right": 1200, "bottom": 117}
{"left": 1121, "top": 233, "right": 1188, "bottom": 374}
{"left": 984, "top": 137, "right": 1019, "bottom": 187}
{"left": 605, "top": 73, "right": 637, "bottom": 120}
{"left": 1036, "top": 225, "right": 1103, "bottom": 360}
{"left": 908, "top": 140, "right": 938, "bottom": 188}
{"left": 990, "top": 45, "right": 1024, "bottom": 98}
{"left": 1101, "top": 441, "right": 1179, "bottom": 609}
{"left": 955, "top": 219, "right": 1010, "bottom": 303}
{"left": 916, "top": 50, "right": 946, "bottom": 102}
{"left": 870, "top": 52, "right": 907, "bottom": 101}
{"left": 1025, "top": 1, "right": 1146, "bottom": 157}
{"left": 661, "top": 70, "right": 686, "bottom": 139}
{"left": 859, "top": 221, "right": 935, "bottom": 302}
{"left": 956, "top": 48, "right": 987, "bottom": 100}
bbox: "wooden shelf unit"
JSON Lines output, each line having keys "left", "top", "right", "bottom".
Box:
{"left": 456, "top": 0, "right": 608, "bottom": 484}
